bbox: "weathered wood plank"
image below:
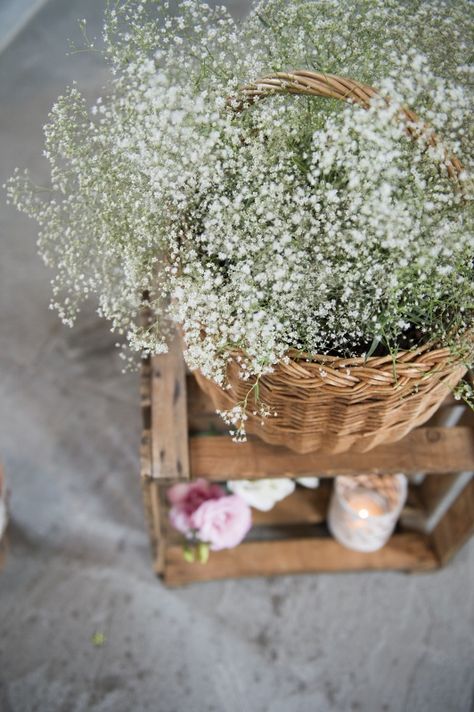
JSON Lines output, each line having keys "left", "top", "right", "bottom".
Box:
{"left": 140, "top": 357, "right": 152, "bottom": 413}
{"left": 150, "top": 338, "right": 190, "bottom": 480}
{"left": 430, "top": 477, "right": 474, "bottom": 565}
{"left": 163, "top": 532, "right": 438, "bottom": 585}
{"left": 141, "top": 476, "right": 165, "bottom": 573}
{"left": 190, "top": 427, "right": 474, "bottom": 480}
{"left": 140, "top": 351, "right": 166, "bottom": 572}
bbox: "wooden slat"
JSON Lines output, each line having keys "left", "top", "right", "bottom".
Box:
{"left": 163, "top": 532, "right": 438, "bottom": 586}
{"left": 140, "top": 429, "right": 152, "bottom": 479}
{"left": 190, "top": 427, "right": 474, "bottom": 480}
{"left": 140, "top": 357, "right": 152, "bottom": 414}
{"left": 141, "top": 476, "right": 165, "bottom": 573}
{"left": 139, "top": 402, "right": 165, "bottom": 572}
{"left": 140, "top": 357, "right": 152, "bottom": 477}
{"left": 405, "top": 396, "right": 471, "bottom": 488}
{"left": 430, "top": 477, "right": 474, "bottom": 565}
{"left": 150, "top": 338, "right": 190, "bottom": 480}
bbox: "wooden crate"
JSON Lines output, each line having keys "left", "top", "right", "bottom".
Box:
{"left": 140, "top": 352, "right": 474, "bottom": 587}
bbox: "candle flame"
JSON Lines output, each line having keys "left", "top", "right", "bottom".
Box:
{"left": 359, "top": 508, "right": 369, "bottom": 519}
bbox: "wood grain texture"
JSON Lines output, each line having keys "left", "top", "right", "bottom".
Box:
{"left": 150, "top": 337, "right": 190, "bottom": 480}
{"left": 163, "top": 532, "right": 438, "bottom": 586}
{"left": 140, "top": 357, "right": 152, "bottom": 413}
{"left": 139, "top": 373, "right": 165, "bottom": 571}
{"left": 141, "top": 476, "right": 165, "bottom": 573}
{"left": 189, "top": 427, "right": 474, "bottom": 480}
{"left": 431, "top": 477, "right": 474, "bottom": 565}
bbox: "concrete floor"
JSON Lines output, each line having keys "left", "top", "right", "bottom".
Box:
{"left": 0, "top": 2, "right": 473, "bottom": 711}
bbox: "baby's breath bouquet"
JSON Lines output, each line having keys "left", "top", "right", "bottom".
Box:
{"left": 7, "top": 0, "right": 474, "bottom": 444}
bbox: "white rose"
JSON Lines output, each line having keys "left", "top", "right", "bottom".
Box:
{"left": 296, "top": 477, "right": 320, "bottom": 489}
{"left": 227, "top": 478, "right": 295, "bottom": 512}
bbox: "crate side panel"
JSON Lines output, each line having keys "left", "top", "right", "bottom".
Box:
{"left": 150, "top": 337, "right": 190, "bottom": 480}
{"left": 141, "top": 476, "right": 165, "bottom": 573}
{"left": 430, "top": 476, "right": 474, "bottom": 565}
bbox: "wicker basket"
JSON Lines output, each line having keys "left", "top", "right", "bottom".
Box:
{"left": 194, "top": 70, "right": 468, "bottom": 454}
{"left": 194, "top": 347, "right": 466, "bottom": 454}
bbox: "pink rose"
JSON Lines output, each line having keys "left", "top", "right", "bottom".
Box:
{"left": 190, "top": 495, "right": 252, "bottom": 551}
{"left": 168, "top": 479, "right": 224, "bottom": 535}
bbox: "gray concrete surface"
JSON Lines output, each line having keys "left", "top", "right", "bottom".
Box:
{"left": 0, "top": 0, "right": 50, "bottom": 54}
{"left": 0, "top": 2, "right": 473, "bottom": 711}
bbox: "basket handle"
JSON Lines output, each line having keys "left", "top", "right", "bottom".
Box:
{"left": 230, "top": 70, "right": 464, "bottom": 181}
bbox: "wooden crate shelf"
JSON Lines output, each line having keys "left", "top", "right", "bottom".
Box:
{"left": 140, "top": 354, "right": 474, "bottom": 586}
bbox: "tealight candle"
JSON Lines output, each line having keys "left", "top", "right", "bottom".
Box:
{"left": 328, "top": 475, "right": 407, "bottom": 552}
{"left": 348, "top": 491, "right": 387, "bottom": 519}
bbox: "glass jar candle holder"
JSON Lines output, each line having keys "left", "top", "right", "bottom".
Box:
{"left": 328, "top": 474, "right": 408, "bottom": 552}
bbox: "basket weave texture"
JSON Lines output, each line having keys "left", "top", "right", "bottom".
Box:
{"left": 194, "top": 70, "right": 467, "bottom": 454}
{"left": 195, "top": 348, "right": 466, "bottom": 454}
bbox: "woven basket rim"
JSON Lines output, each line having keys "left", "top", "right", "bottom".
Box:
{"left": 223, "top": 340, "right": 465, "bottom": 371}
{"left": 233, "top": 68, "right": 465, "bottom": 181}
